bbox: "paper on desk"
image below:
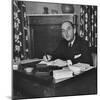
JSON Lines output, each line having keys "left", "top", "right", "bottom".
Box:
{"left": 38, "top": 61, "right": 54, "bottom": 66}
{"left": 20, "top": 58, "right": 43, "bottom": 64}
{"left": 53, "top": 67, "right": 73, "bottom": 80}
{"left": 53, "top": 63, "right": 95, "bottom": 83}
{"left": 38, "top": 59, "right": 67, "bottom": 67}
{"left": 69, "top": 63, "right": 94, "bottom": 73}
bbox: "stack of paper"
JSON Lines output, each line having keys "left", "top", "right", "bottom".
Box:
{"left": 53, "top": 67, "right": 73, "bottom": 83}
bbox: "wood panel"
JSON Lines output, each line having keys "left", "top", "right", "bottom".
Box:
{"left": 29, "top": 15, "right": 73, "bottom": 25}
{"left": 28, "top": 15, "right": 73, "bottom": 58}
{"left": 32, "top": 24, "right": 62, "bottom": 58}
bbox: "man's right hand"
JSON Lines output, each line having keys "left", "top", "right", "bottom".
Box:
{"left": 66, "top": 60, "right": 72, "bottom": 66}
{"left": 43, "top": 54, "right": 52, "bottom": 62}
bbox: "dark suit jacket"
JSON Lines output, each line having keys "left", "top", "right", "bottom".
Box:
{"left": 50, "top": 36, "right": 92, "bottom": 65}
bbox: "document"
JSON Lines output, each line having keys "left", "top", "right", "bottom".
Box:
{"left": 38, "top": 60, "right": 54, "bottom": 66}
{"left": 38, "top": 59, "right": 67, "bottom": 67}
{"left": 20, "top": 58, "right": 43, "bottom": 64}
{"left": 68, "top": 63, "right": 94, "bottom": 75}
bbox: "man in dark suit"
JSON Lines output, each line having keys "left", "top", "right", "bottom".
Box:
{"left": 43, "top": 21, "right": 92, "bottom": 66}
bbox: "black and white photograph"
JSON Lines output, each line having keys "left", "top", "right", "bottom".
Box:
{"left": 12, "top": 0, "right": 97, "bottom": 99}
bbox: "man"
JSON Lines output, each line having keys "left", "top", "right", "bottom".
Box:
{"left": 43, "top": 21, "right": 92, "bottom": 66}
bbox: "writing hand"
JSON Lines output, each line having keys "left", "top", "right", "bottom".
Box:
{"left": 66, "top": 60, "right": 72, "bottom": 66}
{"left": 43, "top": 54, "right": 52, "bottom": 62}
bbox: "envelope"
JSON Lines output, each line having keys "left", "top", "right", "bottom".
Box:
{"left": 74, "top": 54, "right": 82, "bottom": 59}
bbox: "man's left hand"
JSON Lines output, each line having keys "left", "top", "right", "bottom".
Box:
{"left": 53, "top": 59, "right": 67, "bottom": 67}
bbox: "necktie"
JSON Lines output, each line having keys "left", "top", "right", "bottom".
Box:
{"left": 68, "top": 42, "right": 71, "bottom": 47}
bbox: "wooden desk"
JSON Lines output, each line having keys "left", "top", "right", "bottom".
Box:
{"left": 13, "top": 67, "right": 97, "bottom": 99}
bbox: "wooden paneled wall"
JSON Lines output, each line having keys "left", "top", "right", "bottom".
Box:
{"left": 28, "top": 15, "right": 74, "bottom": 58}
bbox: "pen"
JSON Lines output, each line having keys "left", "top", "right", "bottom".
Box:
{"left": 45, "top": 53, "right": 48, "bottom": 61}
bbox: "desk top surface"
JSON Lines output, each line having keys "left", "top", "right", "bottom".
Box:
{"left": 13, "top": 64, "right": 97, "bottom": 98}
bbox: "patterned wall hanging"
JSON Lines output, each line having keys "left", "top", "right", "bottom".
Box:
{"left": 13, "top": 0, "right": 29, "bottom": 62}
{"left": 80, "top": 5, "right": 97, "bottom": 47}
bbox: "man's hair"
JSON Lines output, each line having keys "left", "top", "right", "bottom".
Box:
{"left": 61, "top": 21, "right": 74, "bottom": 28}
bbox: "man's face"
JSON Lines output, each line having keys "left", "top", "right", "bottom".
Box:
{"left": 61, "top": 22, "right": 75, "bottom": 42}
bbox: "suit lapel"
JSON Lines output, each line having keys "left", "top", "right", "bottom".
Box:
{"left": 70, "top": 37, "right": 81, "bottom": 57}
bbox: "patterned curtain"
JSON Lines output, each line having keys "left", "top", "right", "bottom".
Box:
{"left": 13, "top": 0, "right": 29, "bottom": 62}
{"left": 80, "top": 5, "right": 97, "bottom": 48}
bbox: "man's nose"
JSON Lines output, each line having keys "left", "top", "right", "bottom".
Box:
{"left": 65, "top": 30, "right": 68, "bottom": 34}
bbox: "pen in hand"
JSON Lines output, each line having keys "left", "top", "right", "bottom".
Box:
{"left": 43, "top": 53, "right": 48, "bottom": 62}
{"left": 45, "top": 54, "right": 48, "bottom": 61}
{"left": 43, "top": 53, "right": 52, "bottom": 62}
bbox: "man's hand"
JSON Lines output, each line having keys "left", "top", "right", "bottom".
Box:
{"left": 53, "top": 59, "right": 72, "bottom": 67}
{"left": 53, "top": 59, "right": 67, "bottom": 67}
{"left": 43, "top": 54, "right": 52, "bottom": 62}
{"left": 66, "top": 60, "right": 72, "bottom": 66}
